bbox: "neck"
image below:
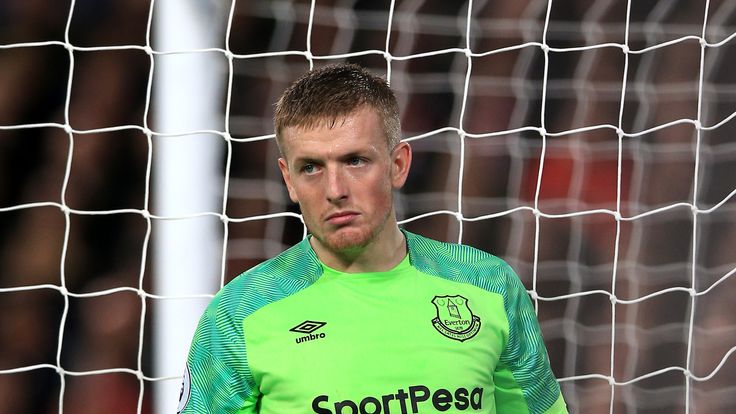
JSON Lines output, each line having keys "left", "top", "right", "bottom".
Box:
{"left": 310, "top": 222, "right": 407, "bottom": 273}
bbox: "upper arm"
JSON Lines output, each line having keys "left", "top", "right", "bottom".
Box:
{"left": 493, "top": 265, "right": 568, "bottom": 414}
{"left": 179, "top": 304, "right": 259, "bottom": 413}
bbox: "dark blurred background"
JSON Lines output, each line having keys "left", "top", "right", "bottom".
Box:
{"left": 1, "top": 0, "right": 736, "bottom": 413}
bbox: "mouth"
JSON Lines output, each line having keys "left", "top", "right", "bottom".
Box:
{"left": 325, "top": 211, "right": 359, "bottom": 225}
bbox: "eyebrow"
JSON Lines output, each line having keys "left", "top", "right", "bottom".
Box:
{"left": 292, "top": 149, "right": 369, "bottom": 165}
{"left": 291, "top": 156, "right": 322, "bottom": 167}
{"left": 337, "top": 151, "right": 367, "bottom": 161}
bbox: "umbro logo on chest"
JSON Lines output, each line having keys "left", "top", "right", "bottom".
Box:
{"left": 290, "top": 320, "right": 327, "bottom": 344}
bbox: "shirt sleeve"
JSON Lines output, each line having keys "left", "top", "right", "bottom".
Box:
{"left": 493, "top": 264, "right": 568, "bottom": 414}
{"left": 178, "top": 297, "right": 259, "bottom": 414}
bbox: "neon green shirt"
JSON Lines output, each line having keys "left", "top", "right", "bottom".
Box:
{"left": 179, "top": 230, "right": 567, "bottom": 414}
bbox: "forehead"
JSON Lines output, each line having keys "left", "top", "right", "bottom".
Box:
{"left": 280, "top": 107, "right": 387, "bottom": 160}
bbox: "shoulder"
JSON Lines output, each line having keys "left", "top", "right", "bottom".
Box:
{"left": 405, "top": 229, "right": 514, "bottom": 277}
{"left": 404, "top": 230, "right": 521, "bottom": 297}
{"left": 205, "top": 238, "right": 322, "bottom": 324}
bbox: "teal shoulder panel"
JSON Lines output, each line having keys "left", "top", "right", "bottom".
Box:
{"left": 403, "top": 230, "right": 563, "bottom": 414}
{"left": 183, "top": 238, "right": 322, "bottom": 413}
{"left": 404, "top": 229, "right": 513, "bottom": 296}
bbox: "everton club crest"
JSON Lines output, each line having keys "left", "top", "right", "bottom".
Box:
{"left": 431, "top": 295, "right": 481, "bottom": 342}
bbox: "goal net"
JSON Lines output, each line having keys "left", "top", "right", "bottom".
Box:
{"left": 1, "top": 0, "right": 735, "bottom": 413}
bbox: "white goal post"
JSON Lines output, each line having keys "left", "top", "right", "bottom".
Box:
{"left": 0, "top": 1, "right": 736, "bottom": 414}
{"left": 152, "top": 1, "right": 229, "bottom": 414}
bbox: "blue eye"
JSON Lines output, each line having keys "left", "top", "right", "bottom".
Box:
{"left": 348, "top": 157, "right": 364, "bottom": 166}
{"left": 302, "top": 164, "right": 316, "bottom": 174}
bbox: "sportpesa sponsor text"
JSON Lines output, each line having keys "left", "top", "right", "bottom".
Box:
{"left": 312, "top": 385, "right": 484, "bottom": 413}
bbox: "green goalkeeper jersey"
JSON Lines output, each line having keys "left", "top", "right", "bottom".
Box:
{"left": 179, "top": 230, "right": 567, "bottom": 414}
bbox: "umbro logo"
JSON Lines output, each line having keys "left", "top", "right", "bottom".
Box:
{"left": 290, "top": 320, "right": 326, "bottom": 334}
{"left": 291, "top": 320, "right": 327, "bottom": 344}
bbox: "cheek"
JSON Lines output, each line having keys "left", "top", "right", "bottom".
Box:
{"left": 294, "top": 184, "right": 327, "bottom": 218}
{"left": 365, "top": 177, "right": 394, "bottom": 208}
{"left": 292, "top": 178, "right": 320, "bottom": 202}
{"left": 295, "top": 190, "right": 317, "bottom": 210}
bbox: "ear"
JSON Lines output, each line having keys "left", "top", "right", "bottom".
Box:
{"left": 390, "top": 141, "right": 412, "bottom": 189}
{"left": 278, "top": 157, "right": 299, "bottom": 203}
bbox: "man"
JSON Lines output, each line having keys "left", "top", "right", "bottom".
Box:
{"left": 178, "top": 64, "right": 567, "bottom": 414}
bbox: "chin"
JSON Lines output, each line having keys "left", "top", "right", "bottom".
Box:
{"left": 322, "top": 227, "right": 373, "bottom": 252}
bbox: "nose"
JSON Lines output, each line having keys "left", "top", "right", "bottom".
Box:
{"left": 325, "top": 166, "right": 348, "bottom": 203}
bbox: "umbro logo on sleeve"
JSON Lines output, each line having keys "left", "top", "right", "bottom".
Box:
{"left": 291, "top": 320, "right": 327, "bottom": 344}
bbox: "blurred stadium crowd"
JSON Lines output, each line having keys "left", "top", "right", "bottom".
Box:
{"left": 1, "top": 0, "right": 736, "bottom": 413}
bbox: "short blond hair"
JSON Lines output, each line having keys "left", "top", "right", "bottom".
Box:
{"left": 274, "top": 64, "right": 400, "bottom": 154}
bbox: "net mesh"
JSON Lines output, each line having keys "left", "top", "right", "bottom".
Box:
{"left": 1, "top": 0, "right": 736, "bottom": 413}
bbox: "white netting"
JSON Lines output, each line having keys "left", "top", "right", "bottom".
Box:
{"left": 1, "top": 0, "right": 736, "bottom": 413}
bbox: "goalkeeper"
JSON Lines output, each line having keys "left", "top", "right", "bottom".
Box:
{"left": 179, "top": 63, "right": 568, "bottom": 414}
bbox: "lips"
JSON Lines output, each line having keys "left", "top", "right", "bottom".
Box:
{"left": 325, "top": 211, "right": 359, "bottom": 225}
